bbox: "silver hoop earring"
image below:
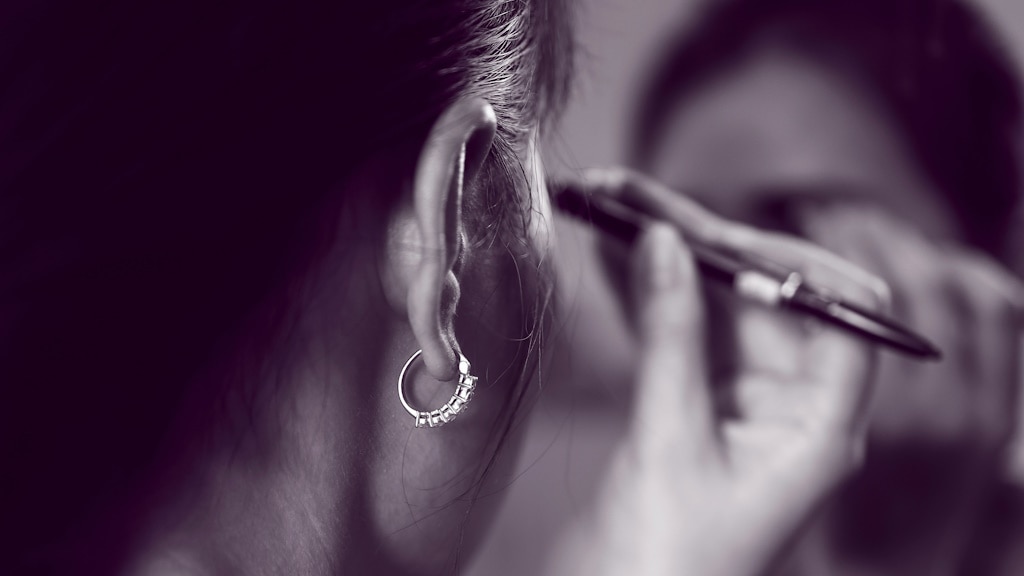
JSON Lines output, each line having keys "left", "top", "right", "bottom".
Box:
{"left": 398, "top": 349, "right": 478, "bottom": 428}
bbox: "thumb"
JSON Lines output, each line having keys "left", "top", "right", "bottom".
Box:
{"left": 631, "top": 224, "right": 714, "bottom": 454}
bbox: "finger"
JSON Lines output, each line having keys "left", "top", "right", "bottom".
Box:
{"left": 737, "top": 229, "right": 885, "bottom": 436}
{"left": 631, "top": 223, "right": 714, "bottom": 455}
{"left": 956, "top": 249, "right": 1024, "bottom": 315}
{"left": 731, "top": 298, "right": 807, "bottom": 382}
{"left": 714, "top": 217, "right": 891, "bottom": 435}
{"left": 863, "top": 209, "right": 960, "bottom": 342}
{"left": 803, "top": 260, "right": 881, "bottom": 438}
{"left": 854, "top": 212, "right": 984, "bottom": 435}
{"left": 792, "top": 204, "right": 923, "bottom": 433}
{"left": 797, "top": 206, "right": 936, "bottom": 341}
{"left": 731, "top": 373, "right": 818, "bottom": 429}
{"left": 580, "top": 169, "right": 888, "bottom": 437}
{"left": 792, "top": 203, "right": 911, "bottom": 316}
{"left": 725, "top": 222, "right": 891, "bottom": 313}
{"left": 959, "top": 252, "right": 1023, "bottom": 381}
{"left": 948, "top": 251, "right": 1022, "bottom": 441}
{"left": 795, "top": 202, "right": 961, "bottom": 368}
{"left": 791, "top": 201, "right": 892, "bottom": 282}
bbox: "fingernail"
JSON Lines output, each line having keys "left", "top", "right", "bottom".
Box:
{"left": 645, "top": 224, "right": 681, "bottom": 291}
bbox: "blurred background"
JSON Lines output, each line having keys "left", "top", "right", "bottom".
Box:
{"left": 541, "top": 0, "right": 1024, "bottom": 175}
{"left": 468, "top": 0, "right": 1024, "bottom": 574}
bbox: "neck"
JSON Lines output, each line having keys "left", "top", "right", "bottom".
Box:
{"left": 115, "top": 177, "right": 533, "bottom": 574}
{"left": 125, "top": 245, "right": 404, "bottom": 575}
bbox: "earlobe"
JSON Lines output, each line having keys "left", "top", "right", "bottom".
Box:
{"left": 405, "top": 98, "right": 497, "bottom": 381}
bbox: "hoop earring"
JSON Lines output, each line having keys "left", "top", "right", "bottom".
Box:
{"left": 398, "top": 349, "right": 478, "bottom": 428}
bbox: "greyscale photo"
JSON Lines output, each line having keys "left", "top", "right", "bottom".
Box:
{"left": 2, "top": 0, "right": 1022, "bottom": 574}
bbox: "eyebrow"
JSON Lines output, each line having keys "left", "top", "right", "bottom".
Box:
{"left": 678, "top": 181, "right": 881, "bottom": 204}
{"left": 676, "top": 180, "right": 883, "bottom": 215}
{"left": 667, "top": 181, "right": 888, "bottom": 238}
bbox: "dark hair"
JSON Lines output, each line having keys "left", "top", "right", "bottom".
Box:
{"left": 0, "top": 0, "right": 572, "bottom": 572}
{"left": 631, "top": 0, "right": 1022, "bottom": 257}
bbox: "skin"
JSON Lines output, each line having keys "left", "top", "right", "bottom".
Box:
{"left": 646, "top": 48, "right": 959, "bottom": 241}
{"left": 547, "top": 170, "right": 888, "bottom": 576}
{"left": 126, "top": 99, "right": 553, "bottom": 575}
{"left": 120, "top": 91, "right": 888, "bottom": 576}
{"left": 645, "top": 48, "right": 1024, "bottom": 575}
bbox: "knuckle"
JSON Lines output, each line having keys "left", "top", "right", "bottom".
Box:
{"left": 803, "top": 250, "right": 890, "bottom": 313}
{"left": 836, "top": 267, "right": 891, "bottom": 314}
{"left": 963, "top": 254, "right": 1023, "bottom": 312}
{"left": 956, "top": 270, "right": 1014, "bottom": 323}
{"left": 864, "top": 272, "right": 892, "bottom": 313}
{"left": 603, "top": 166, "right": 634, "bottom": 194}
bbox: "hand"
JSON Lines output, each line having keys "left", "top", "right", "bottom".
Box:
{"left": 785, "top": 201, "right": 1024, "bottom": 576}
{"left": 545, "top": 169, "right": 888, "bottom": 576}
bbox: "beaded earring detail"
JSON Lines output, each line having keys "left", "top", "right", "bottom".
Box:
{"left": 397, "top": 349, "right": 478, "bottom": 428}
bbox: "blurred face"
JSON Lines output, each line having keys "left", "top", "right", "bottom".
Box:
{"left": 646, "top": 48, "right": 960, "bottom": 241}
{"left": 642, "top": 47, "right": 1024, "bottom": 558}
{"left": 640, "top": 48, "right": 964, "bottom": 383}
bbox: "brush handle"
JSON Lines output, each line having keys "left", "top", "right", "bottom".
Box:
{"left": 551, "top": 182, "right": 942, "bottom": 360}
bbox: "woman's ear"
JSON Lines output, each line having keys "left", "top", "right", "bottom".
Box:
{"left": 405, "top": 98, "right": 497, "bottom": 380}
